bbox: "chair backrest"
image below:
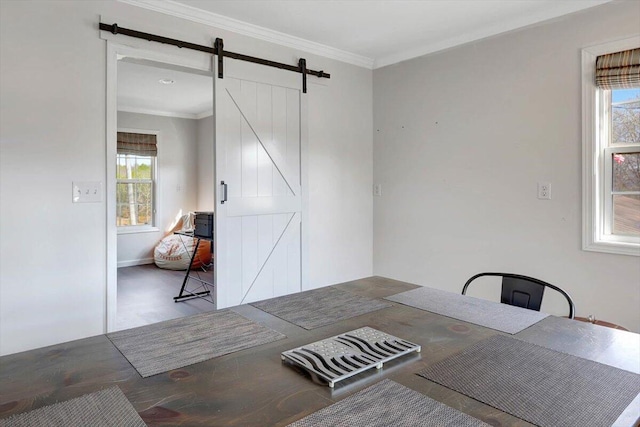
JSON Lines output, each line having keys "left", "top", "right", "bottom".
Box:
{"left": 462, "top": 272, "right": 575, "bottom": 319}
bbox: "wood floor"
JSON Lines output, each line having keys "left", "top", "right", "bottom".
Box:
{"left": 116, "top": 264, "right": 215, "bottom": 331}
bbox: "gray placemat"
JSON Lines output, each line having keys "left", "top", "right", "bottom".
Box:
{"left": 386, "top": 286, "right": 548, "bottom": 334}
{"left": 418, "top": 335, "right": 640, "bottom": 427}
{"left": 515, "top": 315, "right": 640, "bottom": 374}
{"left": 108, "top": 309, "right": 286, "bottom": 377}
{"left": 287, "top": 379, "right": 490, "bottom": 427}
{"left": 251, "top": 287, "right": 392, "bottom": 329}
{"left": 0, "top": 387, "right": 145, "bottom": 427}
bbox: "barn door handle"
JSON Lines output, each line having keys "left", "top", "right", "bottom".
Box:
{"left": 220, "top": 181, "right": 228, "bottom": 204}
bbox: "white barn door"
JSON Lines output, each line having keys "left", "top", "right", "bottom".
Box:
{"left": 214, "top": 58, "right": 307, "bottom": 308}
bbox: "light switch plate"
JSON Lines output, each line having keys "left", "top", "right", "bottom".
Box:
{"left": 73, "top": 181, "right": 103, "bottom": 203}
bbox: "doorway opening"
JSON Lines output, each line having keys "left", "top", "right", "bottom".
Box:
{"left": 107, "top": 45, "right": 215, "bottom": 332}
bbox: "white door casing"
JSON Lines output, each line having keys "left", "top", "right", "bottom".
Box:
{"left": 105, "top": 41, "right": 213, "bottom": 333}
{"left": 214, "top": 58, "right": 308, "bottom": 308}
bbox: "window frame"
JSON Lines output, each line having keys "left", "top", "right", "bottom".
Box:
{"left": 116, "top": 128, "right": 160, "bottom": 234}
{"left": 582, "top": 37, "right": 640, "bottom": 256}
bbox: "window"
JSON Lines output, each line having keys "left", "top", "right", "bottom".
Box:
{"left": 583, "top": 40, "right": 640, "bottom": 256}
{"left": 116, "top": 131, "right": 158, "bottom": 229}
{"left": 604, "top": 90, "right": 639, "bottom": 237}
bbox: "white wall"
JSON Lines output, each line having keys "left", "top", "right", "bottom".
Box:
{"left": 373, "top": 1, "right": 640, "bottom": 331}
{"left": 196, "top": 115, "right": 215, "bottom": 212}
{"left": 116, "top": 112, "right": 199, "bottom": 266}
{"left": 307, "top": 61, "right": 373, "bottom": 288}
{"left": 0, "top": 0, "right": 373, "bottom": 355}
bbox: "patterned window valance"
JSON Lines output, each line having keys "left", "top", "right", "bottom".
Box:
{"left": 595, "top": 48, "right": 640, "bottom": 89}
{"left": 117, "top": 132, "right": 157, "bottom": 156}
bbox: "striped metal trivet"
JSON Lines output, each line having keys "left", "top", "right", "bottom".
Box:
{"left": 282, "top": 327, "right": 421, "bottom": 388}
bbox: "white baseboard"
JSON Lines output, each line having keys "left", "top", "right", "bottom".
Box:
{"left": 118, "top": 257, "right": 154, "bottom": 268}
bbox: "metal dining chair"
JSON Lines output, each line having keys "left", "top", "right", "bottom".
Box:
{"left": 462, "top": 272, "right": 575, "bottom": 319}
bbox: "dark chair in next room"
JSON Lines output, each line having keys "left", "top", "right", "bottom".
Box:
{"left": 462, "top": 272, "right": 575, "bottom": 319}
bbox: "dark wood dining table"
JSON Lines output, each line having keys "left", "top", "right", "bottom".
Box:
{"left": 1, "top": 276, "right": 638, "bottom": 426}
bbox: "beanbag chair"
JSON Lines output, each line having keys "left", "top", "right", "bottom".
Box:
{"left": 154, "top": 213, "right": 212, "bottom": 270}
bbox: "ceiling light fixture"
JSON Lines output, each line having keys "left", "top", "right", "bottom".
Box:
{"left": 159, "top": 78, "right": 175, "bottom": 85}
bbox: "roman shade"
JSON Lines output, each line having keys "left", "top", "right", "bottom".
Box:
{"left": 117, "top": 132, "right": 157, "bottom": 156}
{"left": 595, "top": 48, "right": 640, "bottom": 89}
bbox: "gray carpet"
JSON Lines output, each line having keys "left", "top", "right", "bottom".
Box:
{"left": 287, "top": 379, "right": 490, "bottom": 427}
{"left": 0, "top": 387, "right": 145, "bottom": 427}
{"left": 419, "top": 335, "right": 640, "bottom": 427}
{"left": 251, "top": 287, "right": 392, "bottom": 330}
{"left": 515, "top": 315, "right": 640, "bottom": 374}
{"left": 108, "top": 309, "right": 286, "bottom": 377}
{"left": 386, "top": 286, "right": 547, "bottom": 334}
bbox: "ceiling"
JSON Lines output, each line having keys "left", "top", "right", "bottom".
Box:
{"left": 117, "top": 0, "right": 612, "bottom": 116}
{"left": 122, "top": 0, "right": 612, "bottom": 69}
{"left": 117, "top": 59, "right": 213, "bottom": 118}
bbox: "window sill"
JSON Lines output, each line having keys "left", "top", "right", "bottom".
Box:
{"left": 117, "top": 226, "right": 160, "bottom": 235}
{"left": 583, "top": 239, "right": 640, "bottom": 257}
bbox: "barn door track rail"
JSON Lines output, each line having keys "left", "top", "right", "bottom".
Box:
{"left": 100, "top": 23, "right": 330, "bottom": 93}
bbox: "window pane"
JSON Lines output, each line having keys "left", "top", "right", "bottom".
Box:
{"left": 116, "top": 182, "right": 153, "bottom": 227}
{"left": 116, "top": 183, "right": 133, "bottom": 204}
{"left": 116, "top": 204, "right": 131, "bottom": 226}
{"left": 132, "top": 157, "right": 141, "bottom": 179}
{"left": 137, "top": 204, "right": 152, "bottom": 225}
{"left": 116, "top": 156, "right": 126, "bottom": 180}
{"left": 135, "top": 182, "right": 152, "bottom": 203}
{"left": 135, "top": 158, "right": 152, "bottom": 179}
{"left": 612, "top": 88, "right": 639, "bottom": 145}
{"left": 613, "top": 194, "right": 640, "bottom": 236}
{"left": 612, "top": 152, "right": 640, "bottom": 192}
{"left": 126, "top": 156, "right": 136, "bottom": 175}
{"left": 116, "top": 183, "right": 136, "bottom": 226}
{"left": 116, "top": 153, "right": 155, "bottom": 228}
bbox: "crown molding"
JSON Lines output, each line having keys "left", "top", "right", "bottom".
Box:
{"left": 118, "top": 106, "right": 199, "bottom": 120}
{"left": 117, "top": 0, "right": 375, "bottom": 69}
{"left": 119, "top": 106, "right": 213, "bottom": 119}
{"left": 196, "top": 110, "right": 213, "bottom": 119}
{"left": 374, "top": 0, "right": 613, "bottom": 68}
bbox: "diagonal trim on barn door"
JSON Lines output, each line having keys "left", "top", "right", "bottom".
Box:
{"left": 225, "top": 87, "right": 301, "bottom": 196}
{"left": 227, "top": 195, "right": 301, "bottom": 217}
{"left": 240, "top": 212, "right": 300, "bottom": 304}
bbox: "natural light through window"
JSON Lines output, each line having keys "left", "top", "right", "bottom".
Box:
{"left": 608, "top": 89, "right": 640, "bottom": 237}
{"left": 582, "top": 40, "right": 639, "bottom": 256}
{"left": 116, "top": 131, "right": 158, "bottom": 230}
{"left": 116, "top": 154, "right": 155, "bottom": 227}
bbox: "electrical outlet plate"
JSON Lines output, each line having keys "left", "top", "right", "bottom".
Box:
{"left": 73, "top": 181, "right": 103, "bottom": 203}
{"left": 374, "top": 184, "right": 382, "bottom": 197}
{"left": 537, "top": 182, "right": 551, "bottom": 200}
